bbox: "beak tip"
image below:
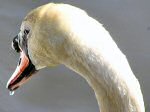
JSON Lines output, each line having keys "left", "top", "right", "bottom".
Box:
{"left": 6, "top": 82, "right": 15, "bottom": 96}
{"left": 6, "top": 80, "right": 10, "bottom": 89}
{"left": 6, "top": 82, "right": 11, "bottom": 91}
{"left": 6, "top": 81, "right": 19, "bottom": 93}
{"left": 6, "top": 79, "right": 13, "bottom": 91}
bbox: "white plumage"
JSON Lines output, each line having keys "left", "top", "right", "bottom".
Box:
{"left": 7, "top": 3, "right": 145, "bottom": 112}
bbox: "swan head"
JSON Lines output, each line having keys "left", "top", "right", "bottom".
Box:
{"left": 6, "top": 3, "right": 64, "bottom": 92}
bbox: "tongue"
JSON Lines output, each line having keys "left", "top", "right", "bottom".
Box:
{"left": 6, "top": 51, "right": 29, "bottom": 90}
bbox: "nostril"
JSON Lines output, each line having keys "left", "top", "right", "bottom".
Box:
{"left": 18, "top": 58, "right": 21, "bottom": 66}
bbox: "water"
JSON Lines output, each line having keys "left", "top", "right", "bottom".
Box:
{"left": 9, "top": 91, "right": 15, "bottom": 96}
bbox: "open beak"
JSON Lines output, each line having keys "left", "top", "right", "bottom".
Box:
{"left": 6, "top": 35, "right": 37, "bottom": 92}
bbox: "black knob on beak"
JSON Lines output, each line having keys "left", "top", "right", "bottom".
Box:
{"left": 12, "top": 35, "right": 21, "bottom": 53}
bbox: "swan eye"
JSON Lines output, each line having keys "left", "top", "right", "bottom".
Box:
{"left": 24, "top": 29, "right": 30, "bottom": 35}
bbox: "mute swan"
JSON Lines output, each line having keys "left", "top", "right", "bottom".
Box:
{"left": 6, "top": 3, "right": 145, "bottom": 112}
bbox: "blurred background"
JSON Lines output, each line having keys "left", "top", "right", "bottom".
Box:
{"left": 0, "top": 0, "right": 149, "bottom": 111}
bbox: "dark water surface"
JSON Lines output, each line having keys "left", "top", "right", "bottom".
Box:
{"left": 0, "top": 0, "right": 149, "bottom": 111}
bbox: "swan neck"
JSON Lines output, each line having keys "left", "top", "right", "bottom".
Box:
{"left": 61, "top": 46, "right": 144, "bottom": 112}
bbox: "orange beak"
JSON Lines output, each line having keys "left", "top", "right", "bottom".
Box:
{"left": 6, "top": 36, "right": 36, "bottom": 92}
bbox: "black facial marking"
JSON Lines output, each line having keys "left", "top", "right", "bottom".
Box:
{"left": 12, "top": 35, "right": 21, "bottom": 53}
